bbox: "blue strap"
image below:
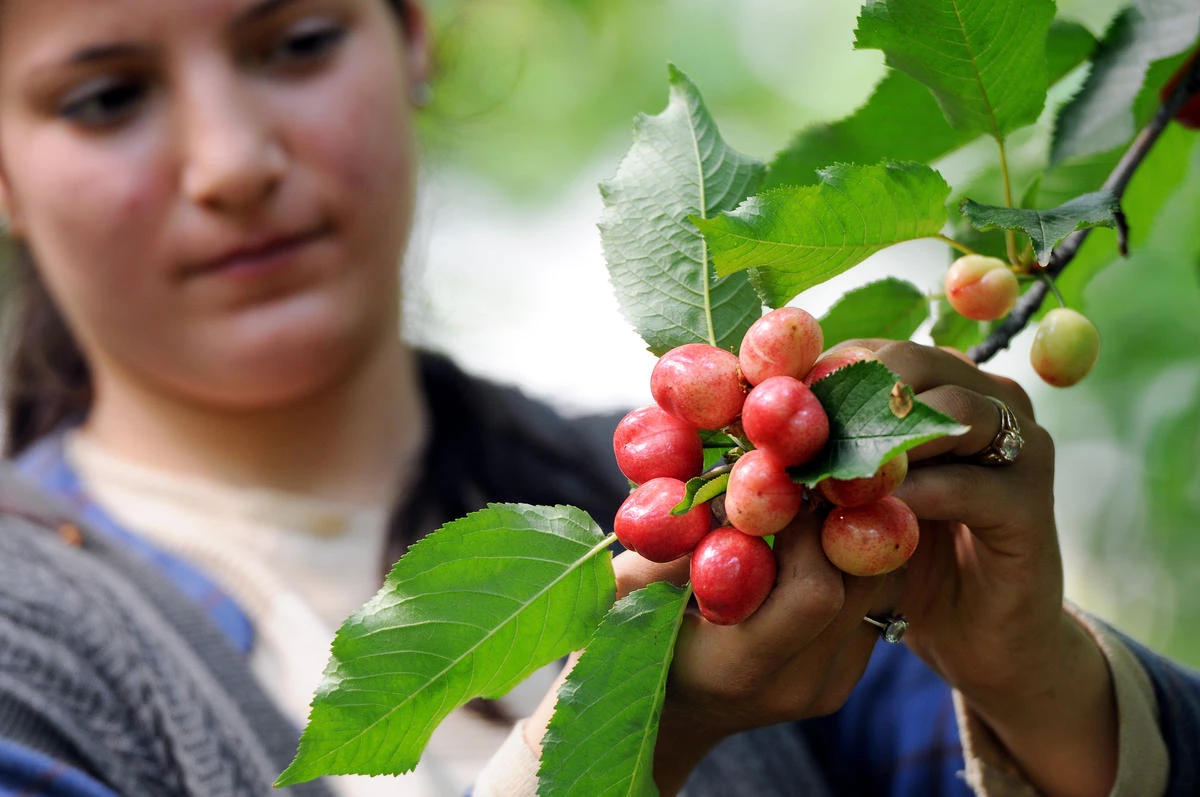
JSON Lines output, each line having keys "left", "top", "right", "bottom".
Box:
{"left": 0, "top": 738, "right": 117, "bottom": 797}
{"left": 15, "top": 434, "right": 255, "bottom": 656}
{"left": 802, "top": 640, "right": 969, "bottom": 796}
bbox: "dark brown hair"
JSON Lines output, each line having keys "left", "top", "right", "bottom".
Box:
{"left": 0, "top": 0, "right": 415, "bottom": 457}
{"left": 1, "top": 246, "right": 90, "bottom": 456}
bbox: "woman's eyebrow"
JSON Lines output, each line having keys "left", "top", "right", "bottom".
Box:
{"left": 66, "top": 43, "right": 154, "bottom": 66}
{"left": 235, "top": 0, "right": 308, "bottom": 25}
{"left": 18, "top": 41, "right": 155, "bottom": 85}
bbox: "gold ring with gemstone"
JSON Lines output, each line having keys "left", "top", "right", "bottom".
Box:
{"left": 973, "top": 396, "right": 1023, "bottom": 467}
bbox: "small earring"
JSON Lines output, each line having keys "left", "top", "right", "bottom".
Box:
{"left": 410, "top": 81, "right": 433, "bottom": 109}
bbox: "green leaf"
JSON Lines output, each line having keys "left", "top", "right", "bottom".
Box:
{"left": 600, "top": 65, "right": 766, "bottom": 356}
{"left": 693, "top": 473, "right": 730, "bottom": 505}
{"left": 930, "top": 296, "right": 992, "bottom": 350}
{"left": 793, "top": 361, "right": 969, "bottom": 486}
{"left": 853, "top": 0, "right": 1056, "bottom": 141}
{"left": 1045, "top": 20, "right": 1101, "bottom": 86}
{"left": 700, "top": 428, "right": 738, "bottom": 449}
{"left": 766, "top": 70, "right": 971, "bottom": 190}
{"left": 670, "top": 472, "right": 730, "bottom": 516}
{"left": 1050, "top": 0, "right": 1200, "bottom": 165}
{"left": 697, "top": 161, "right": 950, "bottom": 308}
{"left": 766, "top": 19, "right": 1097, "bottom": 189}
{"left": 819, "top": 278, "right": 929, "bottom": 348}
{"left": 700, "top": 429, "right": 739, "bottom": 470}
{"left": 960, "top": 190, "right": 1122, "bottom": 265}
{"left": 278, "top": 504, "right": 616, "bottom": 784}
{"left": 538, "top": 581, "right": 689, "bottom": 797}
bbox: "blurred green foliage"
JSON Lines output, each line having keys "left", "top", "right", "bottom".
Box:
{"left": 419, "top": 0, "right": 1200, "bottom": 665}
{"left": 1063, "top": 133, "right": 1200, "bottom": 666}
{"left": 419, "top": 0, "right": 882, "bottom": 193}
{"left": 419, "top": 0, "right": 1126, "bottom": 193}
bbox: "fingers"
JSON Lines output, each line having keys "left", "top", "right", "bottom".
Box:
{"left": 614, "top": 550, "right": 691, "bottom": 600}
{"left": 672, "top": 512, "right": 841, "bottom": 677}
{"left": 893, "top": 464, "right": 1011, "bottom": 530}
{"left": 893, "top": 378, "right": 1054, "bottom": 532}
{"left": 735, "top": 512, "right": 849, "bottom": 652}
{"left": 847, "top": 339, "right": 1035, "bottom": 418}
{"left": 702, "top": 511, "right": 887, "bottom": 672}
{"left": 668, "top": 511, "right": 889, "bottom": 722}
{"left": 938, "top": 345, "right": 978, "bottom": 366}
{"left": 904, "top": 384, "right": 1008, "bottom": 462}
{"left": 893, "top": 435, "right": 1054, "bottom": 540}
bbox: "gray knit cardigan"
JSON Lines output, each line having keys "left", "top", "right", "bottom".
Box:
{"left": 0, "top": 468, "right": 333, "bottom": 797}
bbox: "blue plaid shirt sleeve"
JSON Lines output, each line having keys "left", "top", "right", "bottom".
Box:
{"left": 801, "top": 640, "right": 972, "bottom": 796}
{"left": 0, "top": 739, "right": 117, "bottom": 797}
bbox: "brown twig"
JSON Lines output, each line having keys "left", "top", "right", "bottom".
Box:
{"left": 968, "top": 51, "right": 1200, "bottom": 365}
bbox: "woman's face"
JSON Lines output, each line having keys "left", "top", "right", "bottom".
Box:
{"left": 0, "top": 0, "right": 426, "bottom": 409}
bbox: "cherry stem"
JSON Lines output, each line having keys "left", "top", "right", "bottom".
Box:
{"left": 1038, "top": 271, "right": 1067, "bottom": 309}
{"left": 968, "top": 52, "right": 1200, "bottom": 365}
{"left": 996, "top": 137, "right": 1021, "bottom": 265}
{"left": 936, "top": 234, "right": 980, "bottom": 257}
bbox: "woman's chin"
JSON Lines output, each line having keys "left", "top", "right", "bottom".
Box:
{"left": 165, "top": 325, "right": 390, "bottom": 411}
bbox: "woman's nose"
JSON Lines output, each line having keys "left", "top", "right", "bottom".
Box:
{"left": 180, "top": 72, "right": 286, "bottom": 215}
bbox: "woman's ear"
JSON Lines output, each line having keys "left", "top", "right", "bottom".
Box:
{"left": 402, "top": 1, "right": 432, "bottom": 108}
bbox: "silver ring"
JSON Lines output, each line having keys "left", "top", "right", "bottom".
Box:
{"left": 973, "top": 396, "right": 1023, "bottom": 466}
{"left": 863, "top": 614, "right": 908, "bottom": 644}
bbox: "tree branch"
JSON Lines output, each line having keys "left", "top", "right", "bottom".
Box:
{"left": 968, "top": 50, "right": 1200, "bottom": 365}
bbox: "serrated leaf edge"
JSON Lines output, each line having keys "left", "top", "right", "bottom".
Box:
{"left": 279, "top": 506, "right": 616, "bottom": 784}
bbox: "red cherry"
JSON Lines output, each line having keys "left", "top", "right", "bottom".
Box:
{"left": 741, "top": 376, "right": 830, "bottom": 467}
{"left": 820, "top": 496, "right": 919, "bottom": 577}
{"left": 650, "top": 343, "right": 747, "bottom": 430}
{"left": 614, "top": 477, "right": 712, "bottom": 563}
{"left": 725, "top": 449, "right": 803, "bottom": 537}
{"left": 803, "top": 346, "right": 879, "bottom": 386}
{"left": 739, "top": 307, "right": 824, "bottom": 386}
{"left": 690, "top": 527, "right": 777, "bottom": 625}
{"left": 613, "top": 405, "right": 703, "bottom": 484}
{"left": 817, "top": 453, "right": 908, "bottom": 508}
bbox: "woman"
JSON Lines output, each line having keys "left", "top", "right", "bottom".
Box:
{"left": 0, "top": 1, "right": 1195, "bottom": 796}
{"left": 0, "top": 1, "right": 635, "bottom": 794}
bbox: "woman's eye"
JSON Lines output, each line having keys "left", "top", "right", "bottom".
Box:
{"left": 266, "top": 20, "right": 346, "bottom": 69}
{"left": 59, "top": 79, "right": 147, "bottom": 128}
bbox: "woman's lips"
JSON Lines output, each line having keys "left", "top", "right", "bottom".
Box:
{"left": 185, "top": 225, "right": 329, "bottom": 280}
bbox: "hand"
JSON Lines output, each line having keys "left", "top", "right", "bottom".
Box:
{"left": 653, "top": 510, "right": 899, "bottom": 793}
{"left": 853, "top": 341, "right": 1059, "bottom": 697}
{"left": 523, "top": 510, "right": 898, "bottom": 796}
{"left": 854, "top": 340, "right": 1118, "bottom": 797}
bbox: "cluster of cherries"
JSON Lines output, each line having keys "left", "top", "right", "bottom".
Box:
{"left": 943, "top": 254, "right": 1100, "bottom": 387}
{"left": 612, "top": 308, "right": 919, "bottom": 625}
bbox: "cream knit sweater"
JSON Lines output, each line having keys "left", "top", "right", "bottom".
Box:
{"left": 64, "top": 431, "right": 556, "bottom": 797}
